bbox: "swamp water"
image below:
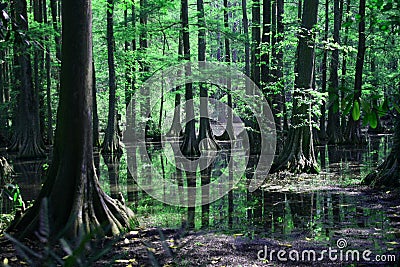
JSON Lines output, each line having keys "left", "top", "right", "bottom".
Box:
{"left": 1, "top": 134, "right": 399, "bottom": 256}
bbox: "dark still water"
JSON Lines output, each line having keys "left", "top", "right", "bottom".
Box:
{"left": 1, "top": 134, "right": 399, "bottom": 252}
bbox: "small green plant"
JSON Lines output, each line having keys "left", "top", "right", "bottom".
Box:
{"left": 2, "top": 184, "right": 24, "bottom": 210}
{"left": 4, "top": 198, "right": 116, "bottom": 267}
{"left": 42, "top": 163, "right": 49, "bottom": 171}
{"left": 0, "top": 157, "right": 23, "bottom": 232}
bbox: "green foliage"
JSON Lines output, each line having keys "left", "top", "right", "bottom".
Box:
{"left": 2, "top": 184, "right": 24, "bottom": 209}
{"left": 368, "top": 0, "right": 400, "bottom": 33}
{"left": 367, "top": 111, "right": 378, "bottom": 128}
{"left": 352, "top": 100, "right": 361, "bottom": 121}
{"left": 14, "top": 0, "right": 392, "bottom": 145}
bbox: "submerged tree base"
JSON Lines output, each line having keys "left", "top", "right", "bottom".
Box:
{"left": 327, "top": 129, "right": 344, "bottom": 145}
{"left": 8, "top": 154, "right": 137, "bottom": 239}
{"left": 271, "top": 152, "right": 320, "bottom": 174}
{"left": 199, "top": 134, "right": 220, "bottom": 152}
{"left": 271, "top": 126, "right": 319, "bottom": 174}
{"left": 101, "top": 135, "right": 123, "bottom": 156}
{"left": 181, "top": 121, "right": 200, "bottom": 157}
{"left": 363, "top": 150, "right": 399, "bottom": 187}
{"left": 343, "top": 118, "right": 366, "bottom": 145}
{"left": 8, "top": 134, "right": 46, "bottom": 159}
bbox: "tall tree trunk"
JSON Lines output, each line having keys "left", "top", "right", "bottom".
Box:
{"left": 10, "top": 0, "right": 136, "bottom": 239}
{"left": 327, "top": 0, "right": 343, "bottom": 144}
{"left": 8, "top": 0, "right": 46, "bottom": 159}
{"left": 139, "top": 0, "right": 150, "bottom": 124}
{"left": 50, "top": 0, "right": 61, "bottom": 61}
{"left": 167, "top": 32, "right": 183, "bottom": 137}
{"left": 50, "top": 0, "right": 61, "bottom": 96}
{"left": 344, "top": 0, "right": 366, "bottom": 144}
{"left": 217, "top": 0, "right": 235, "bottom": 142}
{"left": 271, "top": 0, "right": 276, "bottom": 82}
{"left": 244, "top": 0, "right": 262, "bottom": 153}
{"left": 251, "top": 0, "right": 261, "bottom": 87}
{"left": 270, "top": 0, "right": 319, "bottom": 174}
{"left": 197, "top": 0, "right": 219, "bottom": 150}
{"left": 92, "top": 60, "right": 100, "bottom": 148}
{"left": 44, "top": 0, "right": 54, "bottom": 145}
{"left": 242, "top": 0, "right": 256, "bottom": 156}
{"left": 340, "top": 0, "right": 351, "bottom": 131}
{"left": 33, "top": 0, "right": 46, "bottom": 144}
{"left": 298, "top": 0, "right": 302, "bottom": 19}
{"left": 201, "top": 165, "right": 211, "bottom": 228}
{"left": 367, "top": 27, "right": 383, "bottom": 134}
{"left": 1, "top": 49, "right": 10, "bottom": 144}
{"left": 275, "top": 0, "right": 286, "bottom": 138}
{"left": 127, "top": 1, "right": 140, "bottom": 205}
{"left": 319, "top": 0, "right": 328, "bottom": 140}
{"left": 181, "top": 0, "right": 199, "bottom": 221}
{"left": 124, "top": 3, "right": 131, "bottom": 110}
{"left": 0, "top": 51, "right": 7, "bottom": 145}
{"left": 276, "top": 0, "right": 284, "bottom": 108}
{"left": 102, "top": 0, "right": 122, "bottom": 154}
{"left": 4, "top": 50, "right": 10, "bottom": 104}
{"left": 242, "top": 0, "right": 250, "bottom": 81}
{"left": 261, "top": 0, "right": 271, "bottom": 98}
{"left": 180, "top": 0, "right": 199, "bottom": 156}
{"left": 270, "top": 0, "right": 282, "bottom": 136}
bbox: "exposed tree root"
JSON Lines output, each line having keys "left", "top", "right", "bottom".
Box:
{"left": 198, "top": 124, "right": 220, "bottom": 151}
{"left": 8, "top": 131, "right": 46, "bottom": 159}
{"left": 327, "top": 126, "right": 344, "bottom": 145}
{"left": 8, "top": 155, "right": 137, "bottom": 240}
{"left": 363, "top": 150, "right": 399, "bottom": 187}
{"left": 101, "top": 134, "right": 123, "bottom": 155}
{"left": 364, "top": 112, "right": 399, "bottom": 187}
{"left": 271, "top": 125, "right": 319, "bottom": 174}
{"left": 181, "top": 121, "right": 200, "bottom": 156}
{"left": 343, "top": 117, "right": 366, "bottom": 145}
